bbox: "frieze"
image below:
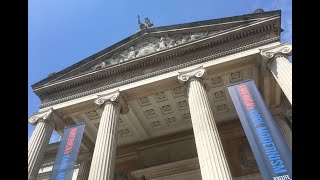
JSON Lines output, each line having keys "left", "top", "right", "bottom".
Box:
{"left": 39, "top": 34, "right": 280, "bottom": 108}
{"left": 90, "top": 31, "right": 220, "bottom": 71}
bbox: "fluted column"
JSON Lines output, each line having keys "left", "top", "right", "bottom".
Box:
{"left": 260, "top": 43, "right": 292, "bottom": 104}
{"left": 88, "top": 90, "right": 128, "bottom": 180}
{"left": 178, "top": 66, "right": 232, "bottom": 180}
{"left": 77, "top": 155, "right": 92, "bottom": 180}
{"left": 274, "top": 114, "right": 292, "bottom": 150}
{"left": 28, "top": 108, "right": 55, "bottom": 180}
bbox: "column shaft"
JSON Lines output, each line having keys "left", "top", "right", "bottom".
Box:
{"left": 88, "top": 102, "right": 120, "bottom": 180}
{"left": 274, "top": 115, "right": 292, "bottom": 150}
{"left": 28, "top": 120, "right": 54, "bottom": 180}
{"left": 188, "top": 78, "right": 232, "bottom": 180}
{"left": 77, "top": 158, "right": 92, "bottom": 180}
{"left": 268, "top": 55, "right": 292, "bottom": 104}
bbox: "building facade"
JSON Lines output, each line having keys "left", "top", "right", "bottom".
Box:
{"left": 28, "top": 10, "right": 292, "bottom": 180}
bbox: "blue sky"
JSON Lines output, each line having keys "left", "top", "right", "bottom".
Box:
{"left": 28, "top": 0, "right": 292, "bottom": 143}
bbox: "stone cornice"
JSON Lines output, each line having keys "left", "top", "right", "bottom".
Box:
{"left": 35, "top": 19, "right": 280, "bottom": 98}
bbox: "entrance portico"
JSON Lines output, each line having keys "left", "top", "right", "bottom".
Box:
{"left": 29, "top": 10, "right": 292, "bottom": 180}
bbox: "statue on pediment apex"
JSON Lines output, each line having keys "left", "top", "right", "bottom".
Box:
{"left": 138, "top": 15, "right": 146, "bottom": 30}
{"left": 145, "top": 17, "right": 154, "bottom": 28}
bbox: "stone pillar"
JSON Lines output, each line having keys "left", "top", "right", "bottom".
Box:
{"left": 260, "top": 44, "right": 292, "bottom": 104}
{"left": 88, "top": 90, "right": 128, "bottom": 180}
{"left": 77, "top": 155, "right": 92, "bottom": 180}
{"left": 274, "top": 113, "right": 292, "bottom": 150}
{"left": 178, "top": 66, "right": 232, "bottom": 180}
{"left": 28, "top": 109, "right": 55, "bottom": 180}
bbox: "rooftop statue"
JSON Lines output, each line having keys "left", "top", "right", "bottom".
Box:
{"left": 138, "top": 15, "right": 146, "bottom": 30}
{"left": 145, "top": 17, "right": 154, "bottom": 28}
{"left": 138, "top": 15, "right": 154, "bottom": 30}
{"left": 253, "top": 8, "right": 264, "bottom": 13}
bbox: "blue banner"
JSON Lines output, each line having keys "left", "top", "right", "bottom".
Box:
{"left": 227, "top": 80, "right": 292, "bottom": 180}
{"left": 49, "top": 123, "right": 85, "bottom": 180}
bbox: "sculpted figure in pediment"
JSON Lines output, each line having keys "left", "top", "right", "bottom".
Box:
{"left": 137, "top": 43, "right": 157, "bottom": 57}
{"left": 107, "top": 54, "right": 122, "bottom": 65}
{"left": 175, "top": 35, "right": 190, "bottom": 45}
{"left": 190, "top": 33, "right": 202, "bottom": 41}
{"left": 208, "top": 29, "right": 222, "bottom": 36}
{"left": 92, "top": 62, "right": 107, "bottom": 70}
{"left": 166, "top": 37, "right": 177, "bottom": 48}
{"left": 156, "top": 37, "right": 177, "bottom": 50}
{"left": 157, "top": 37, "right": 168, "bottom": 50}
{"left": 91, "top": 31, "right": 217, "bottom": 71}
{"left": 120, "top": 46, "right": 139, "bottom": 61}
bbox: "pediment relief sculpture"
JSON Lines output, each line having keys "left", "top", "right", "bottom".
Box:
{"left": 91, "top": 30, "right": 221, "bottom": 71}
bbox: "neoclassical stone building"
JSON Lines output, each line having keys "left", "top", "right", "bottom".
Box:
{"left": 28, "top": 9, "right": 292, "bottom": 180}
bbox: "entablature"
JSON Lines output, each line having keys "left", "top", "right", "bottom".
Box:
{"left": 34, "top": 14, "right": 280, "bottom": 109}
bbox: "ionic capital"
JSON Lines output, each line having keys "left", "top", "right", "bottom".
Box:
{"left": 29, "top": 108, "right": 54, "bottom": 126}
{"left": 94, "top": 90, "right": 129, "bottom": 114}
{"left": 260, "top": 43, "right": 292, "bottom": 62}
{"left": 177, "top": 66, "right": 206, "bottom": 84}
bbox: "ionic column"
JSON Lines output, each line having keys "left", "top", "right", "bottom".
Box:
{"left": 88, "top": 90, "right": 128, "bottom": 180}
{"left": 274, "top": 113, "right": 292, "bottom": 150}
{"left": 28, "top": 108, "right": 55, "bottom": 180}
{"left": 77, "top": 155, "right": 92, "bottom": 180}
{"left": 260, "top": 44, "right": 292, "bottom": 104}
{"left": 178, "top": 66, "right": 232, "bottom": 180}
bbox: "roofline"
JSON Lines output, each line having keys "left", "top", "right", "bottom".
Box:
{"left": 32, "top": 10, "right": 280, "bottom": 89}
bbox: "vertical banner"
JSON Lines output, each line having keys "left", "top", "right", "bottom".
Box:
{"left": 227, "top": 80, "right": 292, "bottom": 180}
{"left": 50, "top": 123, "right": 85, "bottom": 180}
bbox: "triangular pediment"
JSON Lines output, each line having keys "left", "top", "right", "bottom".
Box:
{"left": 32, "top": 10, "right": 280, "bottom": 90}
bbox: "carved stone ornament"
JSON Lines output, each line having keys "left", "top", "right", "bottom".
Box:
{"left": 29, "top": 108, "right": 54, "bottom": 125}
{"left": 260, "top": 43, "right": 292, "bottom": 60}
{"left": 91, "top": 30, "right": 221, "bottom": 71}
{"left": 94, "top": 90, "right": 129, "bottom": 114}
{"left": 177, "top": 66, "right": 206, "bottom": 84}
{"left": 94, "top": 90, "right": 120, "bottom": 105}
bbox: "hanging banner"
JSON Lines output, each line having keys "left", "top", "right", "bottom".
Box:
{"left": 49, "top": 123, "right": 85, "bottom": 180}
{"left": 227, "top": 80, "right": 292, "bottom": 180}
